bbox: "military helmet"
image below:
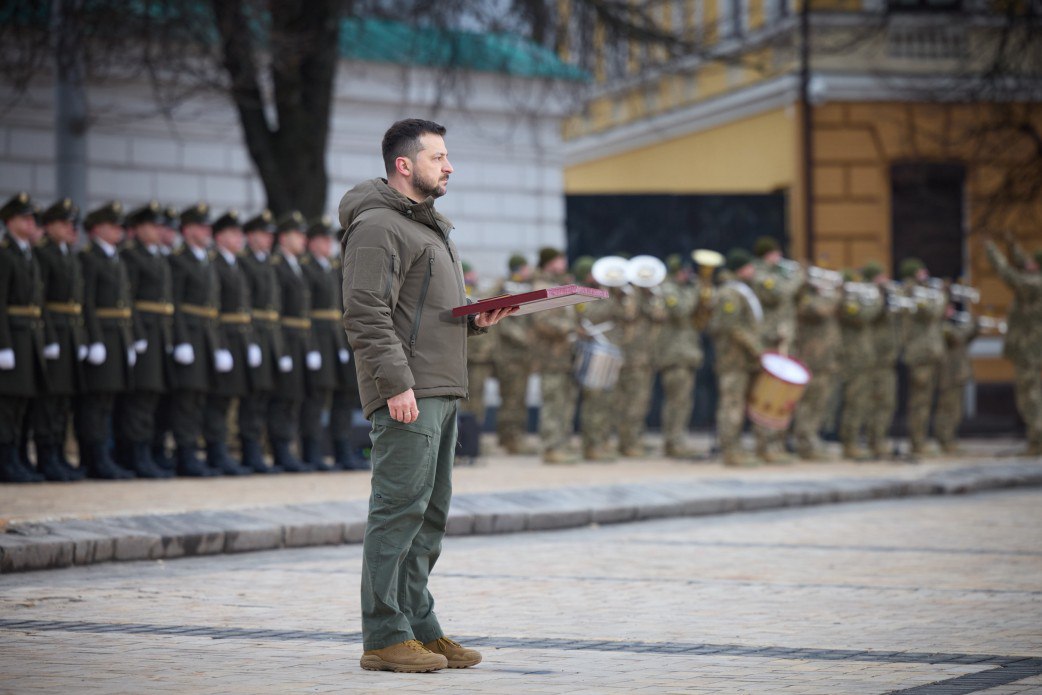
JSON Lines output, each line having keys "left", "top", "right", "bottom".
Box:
{"left": 507, "top": 253, "right": 527, "bottom": 273}
{"left": 725, "top": 248, "right": 753, "bottom": 272}
{"left": 571, "top": 255, "right": 596, "bottom": 281}
{"left": 898, "top": 257, "right": 925, "bottom": 280}
{"left": 538, "top": 246, "right": 563, "bottom": 269}
{"left": 861, "top": 260, "right": 884, "bottom": 281}
{"left": 753, "top": 236, "right": 780, "bottom": 258}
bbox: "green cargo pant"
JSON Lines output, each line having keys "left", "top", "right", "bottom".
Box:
{"left": 361, "top": 396, "right": 458, "bottom": 651}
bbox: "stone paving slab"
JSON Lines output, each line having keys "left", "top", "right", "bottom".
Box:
{"left": 2, "top": 457, "right": 1040, "bottom": 574}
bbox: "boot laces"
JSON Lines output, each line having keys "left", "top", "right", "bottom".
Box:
{"left": 403, "top": 639, "right": 431, "bottom": 653}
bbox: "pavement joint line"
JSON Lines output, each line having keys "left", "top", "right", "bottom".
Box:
{"left": 884, "top": 658, "right": 1042, "bottom": 694}
{"left": 2, "top": 459, "right": 1041, "bottom": 574}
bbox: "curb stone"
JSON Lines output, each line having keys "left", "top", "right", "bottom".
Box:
{"left": 2, "top": 459, "right": 1040, "bottom": 574}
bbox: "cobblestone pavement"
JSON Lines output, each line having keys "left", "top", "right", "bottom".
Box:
{"left": 1, "top": 489, "right": 1040, "bottom": 694}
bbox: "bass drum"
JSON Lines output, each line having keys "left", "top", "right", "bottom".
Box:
{"left": 573, "top": 340, "right": 623, "bottom": 391}
{"left": 747, "top": 352, "right": 812, "bottom": 431}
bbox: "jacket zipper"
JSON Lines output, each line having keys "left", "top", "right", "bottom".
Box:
{"left": 408, "top": 250, "right": 435, "bottom": 356}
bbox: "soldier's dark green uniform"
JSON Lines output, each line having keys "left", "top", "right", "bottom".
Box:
{"left": 115, "top": 201, "right": 174, "bottom": 478}
{"left": 0, "top": 193, "right": 49, "bottom": 482}
{"left": 77, "top": 201, "right": 136, "bottom": 479}
{"left": 300, "top": 217, "right": 346, "bottom": 470}
{"left": 202, "top": 210, "right": 254, "bottom": 475}
{"left": 268, "top": 211, "right": 313, "bottom": 472}
{"left": 239, "top": 210, "right": 283, "bottom": 471}
{"left": 169, "top": 203, "right": 224, "bottom": 476}
{"left": 30, "top": 198, "right": 87, "bottom": 481}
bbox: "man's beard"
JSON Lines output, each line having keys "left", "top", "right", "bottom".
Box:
{"left": 414, "top": 170, "right": 447, "bottom": 199}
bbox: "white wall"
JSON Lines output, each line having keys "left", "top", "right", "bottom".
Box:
{"left": 0, "top": 59, "right": 575, "bottom": 282}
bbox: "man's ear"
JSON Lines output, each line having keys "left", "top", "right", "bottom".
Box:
{"left": 396, "top": 156, "right": 411, "bottom": 177}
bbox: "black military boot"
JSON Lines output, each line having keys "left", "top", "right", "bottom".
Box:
{"left": 300, "top": 437, "right": 334, "bottom": 471}
{"left": 85, "top": 441, "right": 135, "bottom": 480}
{"left": 174, "top": 446, "right": 215, "bottom": 477}
{"left": 334, "top": 438, "right": 371, "bottom": 471}
{"left": 205, "top": 441, "right": 251, "bottom": 476}
{"left": 0, "top": 444, "right": 44, "bottom": 483}
{"left": 240, "top": 438, "right": 272, "bottom": 474}
{"left": 50, "top": 443, "right": 86, "bottom": 480}
{"left": 128, "top": 442, "right": 174, "bottom": 479}
{"left": 35, "top": 442, "right": 73, "bottom": 482}
{"left": 271, "top": 439, "right": 309, "bottom": 473}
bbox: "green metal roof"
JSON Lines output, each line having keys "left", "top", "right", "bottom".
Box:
{"left": 339, "top": 18, "right": 588, "bottom": 82}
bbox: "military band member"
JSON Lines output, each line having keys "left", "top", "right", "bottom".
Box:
{"left": 791, "top": 265, "right": 842, "bottom": 461}
{"left": 654, "top": 254, "right": 704, "bottom": 459}
{"left": 30, "top": 198, "right": 87, "bottom": 481}
{"left": 0, "top": 193, "right": 49, "bottom": 482}
{"left": 491, "top": 252, "right": 535, "bottom": 454}
{"left": 900, "top": 258, "right": 946, "bottom": 457}
{"left": 862, "top": 262, "right": 903, "bottom": 459}
{"left": 300, "top": 216, "right": 344, "bottom": 471}
{"left": 116, "top": 201, "right": 175, "bottom": 478}
{"left": 935, "top": 304, "right": 979, "bottom": 455}
{"left": 837, "top": 271, "right": 884, "bottom": 459}
{"left": 169, "top": 203, "right": 229, "bottom": 476}
{"left": 77, "top": 201, "right": 136, "bottom": 479}
{"left": 203, "top": 210, "right": 255, "bottom": 475}
{"left": 239, "top": 210, "right": 283, "bottom": 472}
{"left": 269, "top": 211, "right": 316, "bottom": 472}
{"left": 708, "top": 249, "right": 764, "bottom": 467}
{"left": 461, "top": 262, "right": 495, "bottom": 440}
{"left": 616, "top": 269, "right": 666, "bottom": 458}
{"left": 985, "top": 239, "right": 1042, "bottom": 456}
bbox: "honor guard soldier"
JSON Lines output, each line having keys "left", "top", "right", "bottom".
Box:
{"left": 269, "top": 210, "right": 316, "bottom": 472}
{"left": 239, "top": 210, "right": 283, "bottom": 472}
{"left": 169, "top": 202, "right": 230, "bottom": 476}
{"left": 78, "top": 201, "right": 136, "bottom": 479}
{"left": 0, "top": 193, "right": 50, "bottom": 482}
{"left": 708, "top": 249, "right": 766, "bottom": 467}
{"left": 330, "top": 228, "right": 367, "bottom": 470}
{"left": 150, "top": 205, "right": 182, "bottom": 466}
{"left": 300, "top": 216, "right": 345, "bottom": 471}
{"left": 203, "top": 210, "right": 255, "bottom": 475}
{"left": 30, "top": 198, "right": 87, "bottom": 481}
{"left": 115, "top": 201, "right": 174, "bottom": 477}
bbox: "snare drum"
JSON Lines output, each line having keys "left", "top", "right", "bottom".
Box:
{"left": 573, "top": 340, "right": 623, "bottom": 390}
{"left": 747, "top": 352, "right": 812, "bottom": 430}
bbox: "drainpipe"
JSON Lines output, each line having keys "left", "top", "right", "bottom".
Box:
{"left": 799, "top": 0, "right": 815, "bottom": 262}
{"left": 53, "top": 0, "right": 88, "bottom": 237}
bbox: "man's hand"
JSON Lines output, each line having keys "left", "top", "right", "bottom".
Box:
{"left": 387, "top": 388, "right": 419, "bottom": 424}
{"left": 473, "top": 306, "right": 518, "bottom": 328}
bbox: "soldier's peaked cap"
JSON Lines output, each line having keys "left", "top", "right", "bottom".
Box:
{"left": 125, "top": 200, "right": 164, "bottom": 227}
{"left": 41, "top": 197, "right": 80, "bottom": 225}
{"left": 243, "top": 209, "right": 276, "bottom": 234}
{"left": 180, "top": 202, "right": 212, "bottom": 227}
{"left": 212, "top": 209, "right": 242, "bottom": 234}
{"left": 0, "top": 191, "right": 35, "bottom": 222}
{"left": 83, "top": 201, "right": 125, "bottom": 229}
{"left": 276, "top": 210, "right": 306, "bottom": 234}
{"left": 306, "top": 215, "right": 335, "bottom": 239}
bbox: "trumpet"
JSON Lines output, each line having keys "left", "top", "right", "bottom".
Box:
{"left": 913, "top": 285, "right": 946, "bottom": 304}
{"left": 952, "top": 311, "right": 1007, "bottom": 334}
{"left": 886, "top": 294, "right": 919, "bottom": 314}
{"left": 776, "top": 258, "right": 803, "bottom": 278}
{"left": 949, "top": 283, "right": 980, "bottom": 304}
{"left": 807, "top": 266, "right": 844, "bottom": 291}
{"left": 843, "top": 281, "right": 881, "bottom": 303}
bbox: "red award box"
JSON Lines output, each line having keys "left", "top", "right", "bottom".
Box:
{"left": 452, "top": 285, "right": 609, "bottom": 318}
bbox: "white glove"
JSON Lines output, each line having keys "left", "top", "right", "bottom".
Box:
{"left": 278, "top": 355, "right": 293, "bottom": 373}
{"left": 77, "top": 344, "right": 88, "bottom": 361}
{"left": 0, "top": 348, "right": 14, "bottom": 370}
{"left": 173, "top": 343, "right": 195, "bottom": 365}
{"left": 247, "top": 343, "right": 262, "bottom": 368}
{"left": 134, "top": 339, "right": 148, "bottom": 354}
{"left": 306, "top": 351, "right": 322, "bottom": 371}
{"left": 214, "top": 349, "right": 233, "bottom": 373}
{"left": 338, "top": 348, "right": 350, "bottom": 364}
{"left": 44, "top": 343, "right": 60, "bottom": 360}
{"left": 128, "top": 349, "right": 137, "bottom": 368}
{"left": 87, "top": 342, "right": 107, "bottom": 365}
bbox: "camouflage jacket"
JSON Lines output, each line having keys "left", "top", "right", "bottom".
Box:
{"left": 939, "top": 317, "right": 979, "bottom": 389}
{"left": 901, "top": 281, "right": 946, "bottom": 367}
{"left": 837, "top": 283, "right": 883, "bottom": 370}
{"left": 709, "top": 280, "right": 763, "bottom": 374}
{"left": 986, "top": 241, "right": 1042, "bottom": 367}
{"left": 794, "top": 285, "right": 841, "bottom": 373}
{"left": 652, "top": 279, "right": 703, "bottom": 370}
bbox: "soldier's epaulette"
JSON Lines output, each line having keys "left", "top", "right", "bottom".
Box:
{"left": 331, "top": 257, "right": 341, "bottom": 269}
{"left": 300, "top": 255, "right": 311, "bottom": 265}
{"left": 207, "top": 249, "right": 218, "bottom": 262}
{"left": 173, "top": 245, "right": 187, "bottom": 256}
{"left": 122, "top": 239, "right": 138, "bottom": 251}
{"left": 271, "top": 253, "right": 283, "bottom": 264}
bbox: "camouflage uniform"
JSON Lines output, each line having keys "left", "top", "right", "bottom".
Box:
{"left": 791, "top": 284, "right": 841, "bottom": 460}
{"left": 490, "top": 275, "right": 533, "bottom": 452}
{"left": 708, "top": 276, "right": 764, "bottom": 464}
{"left": 531, "top": 271, "right": 578, "bottom": 461}
{"left": 865, "top": 291, "right": 903, "bottom": 458}
{"left": 578, "top": 287, "right": 632, "bottom": 459}
{"left": 902, "top": 281, "right": 946, "bottom": 455}
{"left": 462, "top": 287, "right": 496, "bottom": 425}
{"left": 615, "top": 287, "right": 665, "bottom": 456}
{"left": 837, "top": 283, "right": 884, "bottom": 457}
{"left": 935, "top": 316, "right": 978, "bottom": 453}
{"left": 986, "top": 242, "right": 1042, "bottom": 454}
{"left": 653, "top": 277, "right": 703, "bottom": 457}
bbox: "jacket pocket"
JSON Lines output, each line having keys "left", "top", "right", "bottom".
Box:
{"left": 408, "top": 249, "right": 435, "bottom": 357}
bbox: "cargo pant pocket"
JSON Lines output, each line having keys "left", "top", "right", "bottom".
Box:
{"left": 368, "top": 413, "right": 437, "bottom": 507}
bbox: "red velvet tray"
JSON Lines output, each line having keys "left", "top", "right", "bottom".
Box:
{"left": 452, "top": 285, "right": 609, "bottom": 318}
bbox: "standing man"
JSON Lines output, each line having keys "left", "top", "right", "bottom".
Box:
{"left": 203, "top": 210, "right": 254, "bottom": 475}
{"left": 78, "top": 201, "right": 136, "bottom": 479}
{"left": 239, "top": 210, "right": 283, "bottom": 472}
{"left": 460, "top": 262, "right": 495, "bottom": 455}
{"left": 269, "top": 211, "right": 316, "bottom": 473}
{"left": 340, "top": 118, "right": 513, "bottom": 673}
{"left": 0, "top": 193, "right": 48, "bottom": 482}
{"left": 490, "top": 253, "right": 534, "bottom": 454}
{"left": 117, "top": 201, "right": 175, "bottom": 478}
{"left": 615, "top": 264, "right": 666, "bottom": 458}
{"left": 708, "top": 249, "right": 764, "bottom": 467}
{"left": 791, "top": 269, "right": 842, "bottom": 461}
{"left": 900, "top": 258, "right": 946, "bottom": 457}
{"left": 169, "top": 203, "right": 229, "bottom": 477}
{"left": 935, "top": 305, "right": 978, "bottom": 455}
{"left": 837, "top": 273, "right": 884, "bottom": 459}
{"left": 31, "top": 198, "right": 87, "bottom": 481}
{"left": 985, "top": 239, "right": 1042, "bottom": 455}
{"left": 863, "top": 262, "right": 904, "bottom": 459}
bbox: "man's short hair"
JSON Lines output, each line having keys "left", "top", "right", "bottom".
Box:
{"left": 382, "top": 119, "right": 447, "bottom": 175}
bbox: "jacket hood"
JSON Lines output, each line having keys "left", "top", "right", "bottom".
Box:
{"left": 339, "top": 178, "right": 451, "bottom": 239}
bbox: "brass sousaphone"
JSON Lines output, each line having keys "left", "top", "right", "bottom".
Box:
{"left": 691, "top": 249, "right": 724, "bottom": 330}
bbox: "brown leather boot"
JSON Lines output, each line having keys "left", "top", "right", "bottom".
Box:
{"left": 423, "top": 637, "right": 482, "bottom": 668}
{"left": 360, "top": 639, "right": 447, "bottom": 673}
{"left": 543, "top": 449, "right": 578, "bottom": 464}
